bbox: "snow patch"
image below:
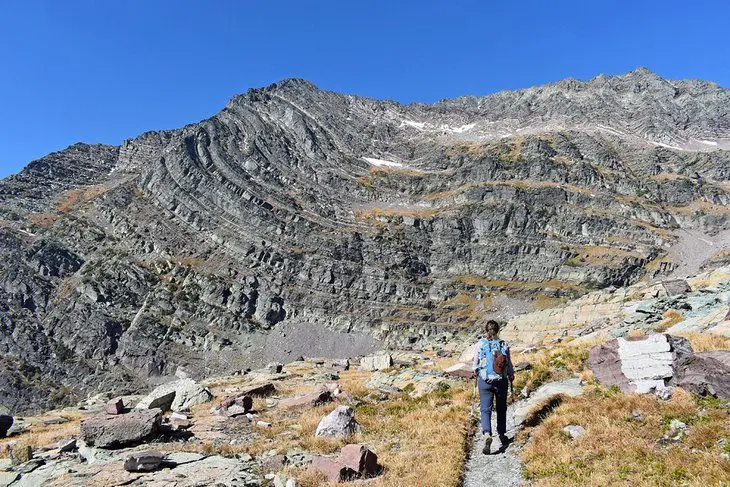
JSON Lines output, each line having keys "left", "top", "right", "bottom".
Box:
{"left": 402, "top": 120, "right": 427, "bottom": 130}
{"left": 653, "top": 141, "right": 685, "bottom": 151}
{"left": 698, "top": 140, "right": 719, "bottom": 146}
{"left": 450, "top": 123, "right": 476, "bottom": 133}
{"left": 363, "top": 157, "right": 404, "bottom": 168}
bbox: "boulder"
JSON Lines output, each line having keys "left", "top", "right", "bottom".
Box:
{"left": 267, "top": 362, "right": 284, "bottom": 374}
{"left": 0, "top": 415, "right": 12, "bottom": 438}
{"left": 58, "top": 438, "right": 77, "bottom": 453}
{"left": 311, "top": 456, "right": 357, "bottom": 482}
{"left": 674, "top": 351, "right": 730, "bottom": 399}
{"left": 562, "top": 425, "right": 586, "bottom": 440}
{"left": 136, "top": 378, "right": 213, "bottom": 412}
{"left": 80, "top": 408, "right": 162, "bottom": 448}
{"left": 123, "top": 450, "right": 165, "bottom": 472}
{"left": 330, "top": 359, "right": 350, "bottom": 371}
{"left": 360, "top": 353, "right": 392, "bottom": 371}
{"left": 315, "top": 406, "right": 361, "bottom": 438}
{"left": 278, "top": 388, "right": 332, "bottom": 410}
{"left": 311, "top": 444, "right": 379, "bottom": 482}
{"left": 105, "top": 397, "right": 124, "bottom": 415}
{"left": 444, "top": 362, "right": 473, "bottom": 379}
{"left": 588, "top": 334, "right": 693, "bottom": 394}
{"left": 338, "top": 444, "right": 378, "bottom": 478}
{"left": 240, "top": 382, "right": 277, "bottom": 397}
{"left": 662, "top": 279, "right": 691, "bottom": 296}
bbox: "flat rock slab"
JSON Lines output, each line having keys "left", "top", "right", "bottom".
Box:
{"left": 81, "top": 408, "right": 162, "bottom": 448}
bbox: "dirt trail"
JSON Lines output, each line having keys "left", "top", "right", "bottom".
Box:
{"left": 462, "top": 379, "right": 583, "bottom": 487}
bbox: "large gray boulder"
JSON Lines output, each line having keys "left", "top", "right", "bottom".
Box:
{"left": 80, "top": 408, "right": 162, "bottom": 448}
{"left": 136, "top": 378, "right": 213, "bottom": 412}
{"left": 315, "top": 406, "right": 361, "bottom": 438}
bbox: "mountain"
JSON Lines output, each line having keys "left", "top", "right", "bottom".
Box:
{"left": 1, "top": 69, "right": 729, "bottom": 413}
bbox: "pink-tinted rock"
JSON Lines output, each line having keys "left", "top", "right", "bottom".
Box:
{"left": 338, "top": 444, "right": 378, "bottom": 477}
{"left": 444, "top": 362, "right": 473, "bottom": 379}
{"left": 587, "top": 340, "right": 631, "bottom": 392}
{"left": 278, "top": 388, "right": 332, "bottom": 409}
{"left": 311, "top": 456, "right": 357, "bottom": 482}
{"left": 105, "top": 397, "right": 124, "bottom": 415}
{"left": 240, "top": 383, "right": 276, "bottom": 397}
{"left": 675, "top": 351, "right": 730, "bottom": 400}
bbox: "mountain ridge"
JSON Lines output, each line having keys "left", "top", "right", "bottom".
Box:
{"left": 1, "top": 70, "right": 729, "bottom": 413}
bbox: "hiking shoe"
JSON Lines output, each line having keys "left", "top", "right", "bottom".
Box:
{"left": 499, "top": 434, "right": 509, "bottom": 446}
{"left": 482, "top": 436, "right": 492, "bottom": 455}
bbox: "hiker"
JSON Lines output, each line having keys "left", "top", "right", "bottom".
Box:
{"left": 472, "top": 319, "right": 515, "bottom": 454}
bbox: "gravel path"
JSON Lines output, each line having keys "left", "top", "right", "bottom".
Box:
{"left": 462, "top": 379, "right": 584, "bottom": 487}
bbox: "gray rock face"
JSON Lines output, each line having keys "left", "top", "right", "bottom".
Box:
{"left": 1, "top": 70, "right": 730, "bottom": 412}
{"left": 80, "top": 408, "right": 162, "bottom": 448}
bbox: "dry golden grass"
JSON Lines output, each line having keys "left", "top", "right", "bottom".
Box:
{"left": 214, "top": 364, "right": 474, "bottom": 487}
{"left": 675, "top": 332, "right": 730, "bottom": 352}
{"left": 512, "top": 343, "right": 592, "bottom": 395}
{"left": 0, "top": 411, "right": 85, "bottom": 457}
{"left": 521, "top": 387, "right": 730, "bottom": 486}
{"left": 654, "top": 309, "right": 685, "bottom": 333}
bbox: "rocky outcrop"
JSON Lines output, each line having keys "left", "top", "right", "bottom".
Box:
{"left": 589, "top": 334, "right": 730, "bottom": 398}
{"left": 80, "top": 408, "right": 162, "bottom": 448}
{"left": 2, "top": 70, "right": 730, "bottom": 412}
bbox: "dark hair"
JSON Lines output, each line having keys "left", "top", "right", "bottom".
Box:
{"left": 485, "top": 320, "right": 500, "bottom": 339}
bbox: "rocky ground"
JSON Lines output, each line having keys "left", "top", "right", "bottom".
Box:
{"left": 1, "top": 262, "right": 728, "bottom": 486}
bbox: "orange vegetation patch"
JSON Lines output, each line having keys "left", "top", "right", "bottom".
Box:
{"left": 57, "top": 185, "right": 108, "bottom": 212}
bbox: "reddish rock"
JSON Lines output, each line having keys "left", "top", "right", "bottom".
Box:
{"left": 105, "top": 397, "right": 124, "bottom": 415}
{"left": 444, "top": 362, "right": 473, "bottom": 379}
{"left": 260, "top": 454, "right": 285, "bottom": 472}
{"left": 278, "top": 388, "right": 332, "bottom": 409}
{"left": 240, "top": 383, "right": 276, "bottom": 397}
{"left": 587, "top": 340, "right": 631, "bottom": 393}
{"left": 311, "top": 456, "right": 357, "bottom": 482}
{"left": 219, "top": 395, "right": 253, "bottom": 413}
{"left": 674, "top": 351, "right": 730, "bottom": 400}
{"left": 338, "top": 444, "right": 378, "bottom": 477}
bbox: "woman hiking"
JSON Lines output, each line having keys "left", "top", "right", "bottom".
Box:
{"left": 472, "top": 319, "right": 515, "bottom": 454}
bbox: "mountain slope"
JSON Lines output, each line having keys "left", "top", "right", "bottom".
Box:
{"left": 1, "top": 69, "right": 729, "bottom": 413}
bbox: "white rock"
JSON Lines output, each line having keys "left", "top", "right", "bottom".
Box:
{"left": 360, "top": 353, "right": 392, "bottom": 371}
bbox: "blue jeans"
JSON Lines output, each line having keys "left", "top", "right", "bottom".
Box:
{"left": 477, "top": 376, "right": 508, "bottom": 436}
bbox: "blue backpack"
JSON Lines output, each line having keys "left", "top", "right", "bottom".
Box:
{"left": 477, "top": 338, "right": 509, "bottom": 381}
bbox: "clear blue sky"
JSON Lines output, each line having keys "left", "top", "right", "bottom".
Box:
{"left": 1, "top": 0, "right": 728, "bottom": 178}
